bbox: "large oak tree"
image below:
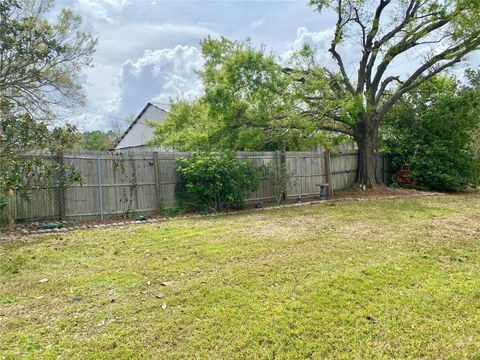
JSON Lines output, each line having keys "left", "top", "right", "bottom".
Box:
{"left": 305, "top": 0, "right": 480, "bottom": 186}
{"left": 151, "top": 1, "right": 480, "bottom": 188}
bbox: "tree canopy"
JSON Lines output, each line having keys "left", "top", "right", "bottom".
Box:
{"left": 0, "top": 108, "right": 80, "bottom": 217}
{"left": 78, "top": 130, "right": 118, "bottom": 151}
{"left": 0, "top": 0, "right": 97, "bottom": 119}
{"left": 150, "top": 37, "right": 346, "bottom": 151}
{"left": 382, "top": 74, "right": 480, "bottom": 190}
{"left": 0, "top": 0, "right": 94, "bottom": 223}
{"left": 303, "top": 0, "right": 480, "bottom": 186}
{"left": 152, "top": 0, "right": 480, "bottom": 187}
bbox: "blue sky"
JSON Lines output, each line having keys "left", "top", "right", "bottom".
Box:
{"left": 53, "top": 0, "right": 480, "bottom": 132}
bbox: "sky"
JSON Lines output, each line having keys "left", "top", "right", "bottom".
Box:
{"left": 52, "top": 0, "right": 480, "bottom": 132}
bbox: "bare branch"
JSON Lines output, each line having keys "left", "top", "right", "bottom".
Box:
{"left": 329, "top": 0, "right": 356, "bottom": 94}
{"left": 377, "top": 39, "right": 480, "bottom": 120}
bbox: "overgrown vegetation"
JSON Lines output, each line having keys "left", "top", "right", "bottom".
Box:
{"left": 151, "top": 1, "right": 480, "bottom": 188}
{"left": 77, "top": 130, "right": 119, "bottom": 151}
{"left": 149, "top": 37, "right": 344, "bottom": 152}
{"left": 0, "top": 104, "right": 81, "bottom": 222}
{"left": 383, "top": 75, "right": 480, "bottom": 191}
{"left": 1, "top": 195, "right": 480, "bottom": 358}
{"left": 176, "top": 152, "right": 260, "bottom": 211}
{"left": 0, "top": 0, "right": 95, "bottom": 224}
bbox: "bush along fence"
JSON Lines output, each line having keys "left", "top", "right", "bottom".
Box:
{"left": 0, "top": 145, "right": 392, "bottom": 225}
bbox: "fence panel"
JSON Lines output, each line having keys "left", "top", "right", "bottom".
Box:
{"left": 63, "top": 151, "right": 102, "bottom": 220}
{"left": 237, "top": 151, "right": 277, "bottom": 202}
{"left": 12, "top": 155, "right": 60, "bottom": 222}
{"left": 1, "top": 148, "right": 393, "bottom": 225}
{"left": 156, "top": 152, "right": 191, "bottom": 208}
{"left": 285, "top": 151, "right": 327, "bottom": 198}
{"left": 331, "top": 151, "right": 358, "bottom": 192}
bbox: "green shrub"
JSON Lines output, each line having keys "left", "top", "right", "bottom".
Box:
{"left": 176, "top": 152, "right": 260, "bottom": 211}
{"left": 382, "top": 76, "right": 480, "bottom": 191}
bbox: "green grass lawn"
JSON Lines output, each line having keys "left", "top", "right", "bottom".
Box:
{"left": 1, "top": 194, "right": 480, "bottom": 359}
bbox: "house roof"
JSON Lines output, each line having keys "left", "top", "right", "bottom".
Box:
{"left": 112, "top": 102, "right": 168, "bottom": 150}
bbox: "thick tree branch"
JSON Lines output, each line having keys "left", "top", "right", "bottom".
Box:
{"left": 329, "top": 0, "right": 356, "bottom": 94}
{"left": 365, "top": 0, "right": 420, "bottom": 92}
{"left": 377, "top": 40, "right": 480, "bottom": 121}
{"left": 369, "top": 16, "right": 450, "bottom": 100}
{"left": 356, "top": 0, "right": 391, "bottom": 93}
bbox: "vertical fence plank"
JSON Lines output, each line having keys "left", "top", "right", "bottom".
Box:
{"left": 97, "top": 154, "right": 104, "bottom": 221}
{"left": 325, "top": 148, "right": 332, "bottom": 196}
{"left": 57, "top": 154, "right": 66, "bottom": 221}
{"left": 153, "top": 152, "right": 162, "bottom": 213}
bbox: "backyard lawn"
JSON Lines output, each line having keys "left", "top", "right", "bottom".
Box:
{"left": 1, "top": 194, "right": 480, "bottom": 359}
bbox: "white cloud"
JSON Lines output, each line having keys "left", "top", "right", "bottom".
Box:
{"left": 95, "top": 23, "right": 217, "bottom": 64}
{"left": 73, "top": 0, "right": 129, "bottom": 24}
{"left": 249, "top": 19, "right": 265, "bottom": 30}
{"left": 291, "top": 26, "right": 334, "bottom": 53}
{"left": 110, "top": 45, "right": 204, "bottom": 120}
{"left": 60, "top": 0, "right": 480, "bottom": 132}
{"left": 282, "top": 27, "right": 336, "bottom": 68}
{"left": 282, "top": 27, "right": 361, "bottom": 80}
{"left": 76, "top": 18, "right": 216, "bottom": 130}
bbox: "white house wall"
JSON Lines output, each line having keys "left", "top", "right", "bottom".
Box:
{"left": 115, "top": 106, "right": 167, "bottom": 150}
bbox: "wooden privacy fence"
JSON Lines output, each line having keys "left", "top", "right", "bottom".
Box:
{"left": 0, "top": 147, "right": 391, "bottom": 224}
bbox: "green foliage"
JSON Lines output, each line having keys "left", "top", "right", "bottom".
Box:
{"left": 150, "top": 100, "right": 214, "bottom": 151}
{"left": 0, "top": 0, "right": 97, "bottom": 119}
{"left": 0, "top": 195, "right": 7, "bottom": 211}
{"left": 0, "top": 105, "right": 81, "bottom": 202}
{"left": 262, "top": 160, "right": 297, "bottom": 205}
{"left": 150, "top": 37, "right": 344, "bottom": 152}
{"left": 80, "top": 130, "right": 118, "bottom": 151}
{"left": 382, "top": 75, "right": 480, "bottom": 191}
{"left": 465, "top": 70, "right": 480, "bottom": 189}
{"left": 175, "top": 152, "right": 260, "bottom": 211}
{"left": 158, "top": 206, "right": 184, "bottom": 217}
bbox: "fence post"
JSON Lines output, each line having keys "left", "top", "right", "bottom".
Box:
{"left": 153, "top": 152, "right": 162, "bottom": 212}
{"left": 57, "top": 153, "right": 66, "bottom": 221}
{"left": 6, "top": 189, "right": 17, "bottom": 228}
{"left": 281, "top": 150, "right": 287, "bottom": 201}
{"left": 325, "top": 148, "right": 333, "bottom": 197}
{"left": 96, "top": 154, "right": 104, "bottom": 221}
{"left": 129, "top": 152, "right": 139, "bottom": 212}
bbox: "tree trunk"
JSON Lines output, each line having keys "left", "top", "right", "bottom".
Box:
{"left": 355, "top": 120, "right": 382, "bottom": 188}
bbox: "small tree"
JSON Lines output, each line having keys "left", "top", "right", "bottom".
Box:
{"left": 176, "top": 152, "right": 260, "bottom": 212}
{"left": 81, "top": 130, "right": 118, "bottom": 151}
{"left": 150, "top": 38, "right": 343, "bottom": 152}
{"left": 262, "top": 161, "right": 296, "bottom": 205}
{"left": 0, "top": 0, "right": 94, "bottom": 225}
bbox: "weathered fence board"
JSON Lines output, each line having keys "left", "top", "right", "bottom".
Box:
{"left": 285, "top": 151, "right": 328, "bottom": 199}
{"left": 1, "top": 147, "right": 392, "bottom": 225}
